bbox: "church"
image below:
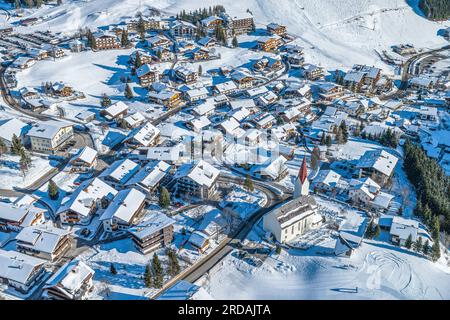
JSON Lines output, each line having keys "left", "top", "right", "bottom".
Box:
{"left": 263, "top": 157, "right": 322, "bottom": 243}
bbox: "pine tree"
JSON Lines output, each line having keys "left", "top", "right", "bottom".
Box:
{"left": 167, "top": 249, "right": 180, "bottom": 277}
{"left": 320, "top": 131, "right": 326, "bottom": 145}
{"left": 100, "top": 94, "right": 111, "bottom": 108}
{"left": 19, "top": 148, "right": 31, "bottom": 176}
{"left": 144, "top": 263, "right": 153, "bottom": 288}
{"left": 124, "top": 84, "right": 133, "bottom": 100}
{"left": 413, "top": 237, "right": 423, "bottom": 253}
{"left": 431, "top": 239, "right": 441, "bottom": 262}
{"left": 48, "top": 180, "right": 59, "bottom": 200}
{"left": 405, "top": 234, "right": 413, "bottom": 249}
{"left": 134, "top": 51, "right": 143, "bottom": 69}
{"left": 110, "top": 263, "right": 117, "bottom": 275}
{"left": 365, "top": 220, "right": 374, "bottom": 239}
{"left": 11, "top": 134, "right": 23, "bottom": 155}
{"left": 152, "top": 254, "right": 164, "bottom": 288}
{"left": 374, "top": 224, "right": 381, "bottom": 238}
{"left": 0, "top": 139, "right": 7, "bottom": 157}
{"left": 275, "top": 245, "right": 282, "bottom": 254}
{"left": 232, "top": 36, "right": 239, "bottom": 48}
{"left": 335, "top": 127, "right": 344, "bottom": 145}
{"left": 138, "top": 16, "right": 146, "bottom": 41}
{"left": 159, "top": 187, "right": 170, "bottom": 209}
{"left": 340, "top": 121, "right": 348, "bottom": 143}
{"left": 244, "top": 174, "right": 254, "bottom": 192}
{"left": 326, "top": 135, "right": 332, "bottom": 147}
{"left": 198, "top": 64, "right": 202, "bottom": 76}
{"left": 311, "top": 146, "right": 320, "bottom": 171}
{"left": 120, "top": 29, "right": 129, "bottom": 47}
{"left": 422, "top": 239, "right": 430, "bottom": 256}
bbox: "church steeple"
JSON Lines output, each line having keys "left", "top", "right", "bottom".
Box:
{"left": 294, "top": 157, "right": 310, "bottom": 198}
{"left": 299, "top": 157, "right": 308, "bottom": 184}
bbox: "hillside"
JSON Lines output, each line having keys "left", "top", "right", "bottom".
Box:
{"left": 1, "top": 0, "right": 449, "bottom": 71}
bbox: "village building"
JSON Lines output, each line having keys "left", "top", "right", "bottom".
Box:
{"left": 302, "top": 64, "right": 324, "bottom": 80}
{"left": 263, "top": 193, "right": 321, "bottom": 243}
{"left": 69, "top": 39, "right": 84, "bottom": 53}
{"left": 169, "top": 20, "right": 197, "bottom": 39}
{"left": 27, "top": 120, "right": 74, "bottom": 153}
{"left": 13, "top": 56, "right": 36, "bottom": 69}
{"left": 75, "top": 110, "right": 96, "bottom": 123}
{"left": 174, "top": 66, "right": 198, "bottom": 83}
{"left": 125, "top": 122, "right": 161, "bottom": 148}
{"left": 186, "top": 87, "right": 209, "bottom": 102}
{"left": 129, "top": 212, "right": 175, "bottom": 254}
{"left": 409, "top": 76, "right": 435, "bottom": 91}
{"left": 0, "top": 118, "right": 30, "bottom": 151}
{"left": 137, "top": 64, "right": 160, "bottom": 87}
{"left": 174, "top": 160, "right": 220, "bottom": 200}
{"left": 157, "top": 280, "right": 213, "bottom": 300}
{"left": 312, "top": 169, "right": 344, "bottom": 194}
{"left": 389, "top": 216, "right": 420, "bottom": 246}
{"left": 231, "top": 68, "right": 257, "bottom": 89}
{"left": 123, "top": 112, "right": 146, "bottom": 129}
{"left": 257, "top": 35, "right": 282, "bottom": 52}
{"left": 43, "top": 260, "right": 94, "bottom": 300}
{"left": 51, "top": 82, "right": 73, "bottom": 97}
{"left": 125, "top": 161, "right": 171, "bottom": 196}
{"left": 100, "top": 188, "right": 146, "bottom": 233}
{"left": 188, "top": 231, "right": 210, "bottom": 253}
{"left": 197, "top": 36, "right": 216, "bottom": 48}
{"left": 186, "top": 47, "right": 210, "bottom": 61}
{"left": 221, "top": 12, "right": 254, "bottom": 35}
{"left": 57, "top": 178, "right": 118, "bottom": 224}
{"left": 99, "top": 158, "right": 141, "bottom": 189}
{"left": 148, "top": 90, "right": 182, "bottom": 108}
{"left": 16, "top": 225, "right": 72, "bottom": 262}
{"left": 69, "top": 146, "right": 98, "bottom": 173}
{"left": 0, "top": 202, "right": 45, "bottom": 232}
{"left": 267, "top": 23, "right": 287, "bottom": 37}
{"left": 147, "top": 35, "right": 172, "bottom": 48}
{"left": 214, "top": 80, "right": 237, "bottom": 96}
{"left": 348, "top": 178, "right": 393, "bottom": 212}
{"left": 101, "top": 101, "right": 129, "bottom": 121}
{"left": 317, "top": 82, "right": 345, "bottom": 101}
{"left": 355, "top": 149, "right": 398, "bottom": 186}
{"left": 341, "top": 65, "right": 382, "bottom": 92}
{"left": 0, "top": 249, "right": 46, "bottom": 294}
{"left": 201, "top": 16, "right": 223, "bottom": 30}
{"left": 257, "top": 155, "right": 288, "bottom": 181}
{"left": 192, "top": 99, "right": 215, "bottom": 117}
{"left": 93, "top": 32, "right": 120, "bottom": 50}
{"left": 186, "top": 116, "right": 211, "bottom": 133}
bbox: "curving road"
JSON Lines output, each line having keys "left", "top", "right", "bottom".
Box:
{"left": 151, "top": 173, "right": 290, "bottom": 299}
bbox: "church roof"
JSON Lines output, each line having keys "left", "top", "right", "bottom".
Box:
{"left": 299, "top": 157, "right": 308, "bottom": 184}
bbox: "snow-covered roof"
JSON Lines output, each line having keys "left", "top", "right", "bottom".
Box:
{"left": 146, "top": 144, "right": 183, "bottom": 162}
{"left": 371, "top": 191, "right": 394, "bottom": 210}
{"left": 0, "top": 202, "right": 30, "bottom": 223}
{"left": 215, "top": 80, "right": 237, "bottom": 94}
{"left": 260, "top": 155, "right": 287, "bottom": 180}
{"left": 175, "top": 160, "right": 219, "bottom": 188}
{"left": 104, "top": 101, "right": 129, "bottom": 117}
{"left": 99, "top": 159, "right": 140, "bottom": 185}
{"left": 100, "top": 188, "right": 146, "bottom": 224}
{"left": 229, "top": 98, "right": 256, "bottom": 110}
{"left": 356, "top": 149, "right": 399, "bottom": 177}
{"left": 125, "top": 161, "right": 171, "bottom": 190}
{"left": 16, "top": 225, "right": 71, "bottom": 255}
{"left": 0, "top": 249, "right": 45, "bottom": 285}
{"left": 128, "top": 122, "right": 160, "bottom": 147}
{"left": 124, "top": 112, "right": 146, "bottom": 127}
{"left": 232, "top": 107, "right": 251, "bottom": 122}
{"left": 188, "top": 116, "right": 211, "bottom": 132}
{"left": 313, "top": 170, "right": 341, "bottom": 188}
{"left": 44, "top": 260, "right": 94, "bottom": 298}
{"left": 129, "top": 212, "right": 175, "bottom": 240}
{"left": 186, "top": 87, "right": 208, "bottom": 99}
{"left": 70, "top": 146, "right": 97, "bottom": 165}
{"left": 272, "top": 196, "right": 317, "bottom": 229}
{"left": 0, "top": 118, "right": 30, "bottom": 143}
{"left": 201, "top": 15, "right": 222, "bottom": 26}
{"left": 57, "top": 178, "right": 118, "bottom": 217}
{"left": 390, "top": 216, "right": 419, "bottom": 241}
{"left": 219, "top": 117, "right": 241, "bottom": 136}
{"left": 192, "top": 99, "right": 215, "bottom": 116}
{"left": 137, "top": 64, "right": 159, "bottom": 78}
{"left": 27, "top": 120, "right": 72, "bottom": 140}
{"left": 188, "top": 231, "right": 209, "bottom": 248}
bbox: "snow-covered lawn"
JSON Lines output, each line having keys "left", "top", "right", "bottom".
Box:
{"left": 203, "top": 234, "right": 450, "bottom": 300}
{"left": 219, "top": 186, "right": 267, "bottom": 219}
{"left": 0, "top": 154, "right": 55, "bottom": 190}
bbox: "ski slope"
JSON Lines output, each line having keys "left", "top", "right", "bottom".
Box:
{"left": 2, "top": 0, "right": 449, "bottom": 71}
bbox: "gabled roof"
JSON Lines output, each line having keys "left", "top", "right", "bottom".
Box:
{"left": 16, "top": 225, "right": 71, "bottom": 254}
{"left": 0, "top": 118, "right": 30, "bottom": 142}
{"left": 175, "top": 160, "right": 219, "bottom": 188}
{"left": 100, "top": 188, "right": 146, "bottom": 224}
{"left": 0, "top": 249, "right": 46, "bottom": 285}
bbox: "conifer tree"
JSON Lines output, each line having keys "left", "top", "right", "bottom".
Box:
{"left": 159, "top": 187, "right": 170, "bottom": 209}
{"left": 0, "top": 139, "right": 7, "bottom": 157}
{"left": 110, "top": 263, "right": 117, "bottom": 275}
{"left": 48, "top": 179, "right": 59, "bottom": 200}
{"left": 11, "top": 134, "right": 23, "bottom": 155}
{"left": 100, "top": 94, "right": 112, "bottom": 107}
{"left": 120, "top": 29, "right": 129, "bottom": 47}
{"left": 405, "top": 234, "right": 413, "bottom": 249}
{"left": 124, "top": 83, "right": 133, "bottom": 99}
{"left": 244, "top": 174, "right": 254, "bottom": 193}
{"left": 422, "top": 239, "right": 430, "bottom": 256}
{"left": 232, "top": 36, "right": 239, "bottom": 48}
{"left": 413, "top": 237, "right": 423, "bottom": 253}
{"left": 152, "top": 254, "right": 164, "bottom": 288}
{"left": 144, "top": 263, "right": 153, "bottom": 288}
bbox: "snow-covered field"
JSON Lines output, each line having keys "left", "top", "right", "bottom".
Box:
{"left": 202, "top": 217, "right": 450, "bottom": 300}
{"left": 4, "top": 0, "right": 448, "bottom": 71}
{"left": 0, "top": 154, "right": 55, "bottom": 190}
